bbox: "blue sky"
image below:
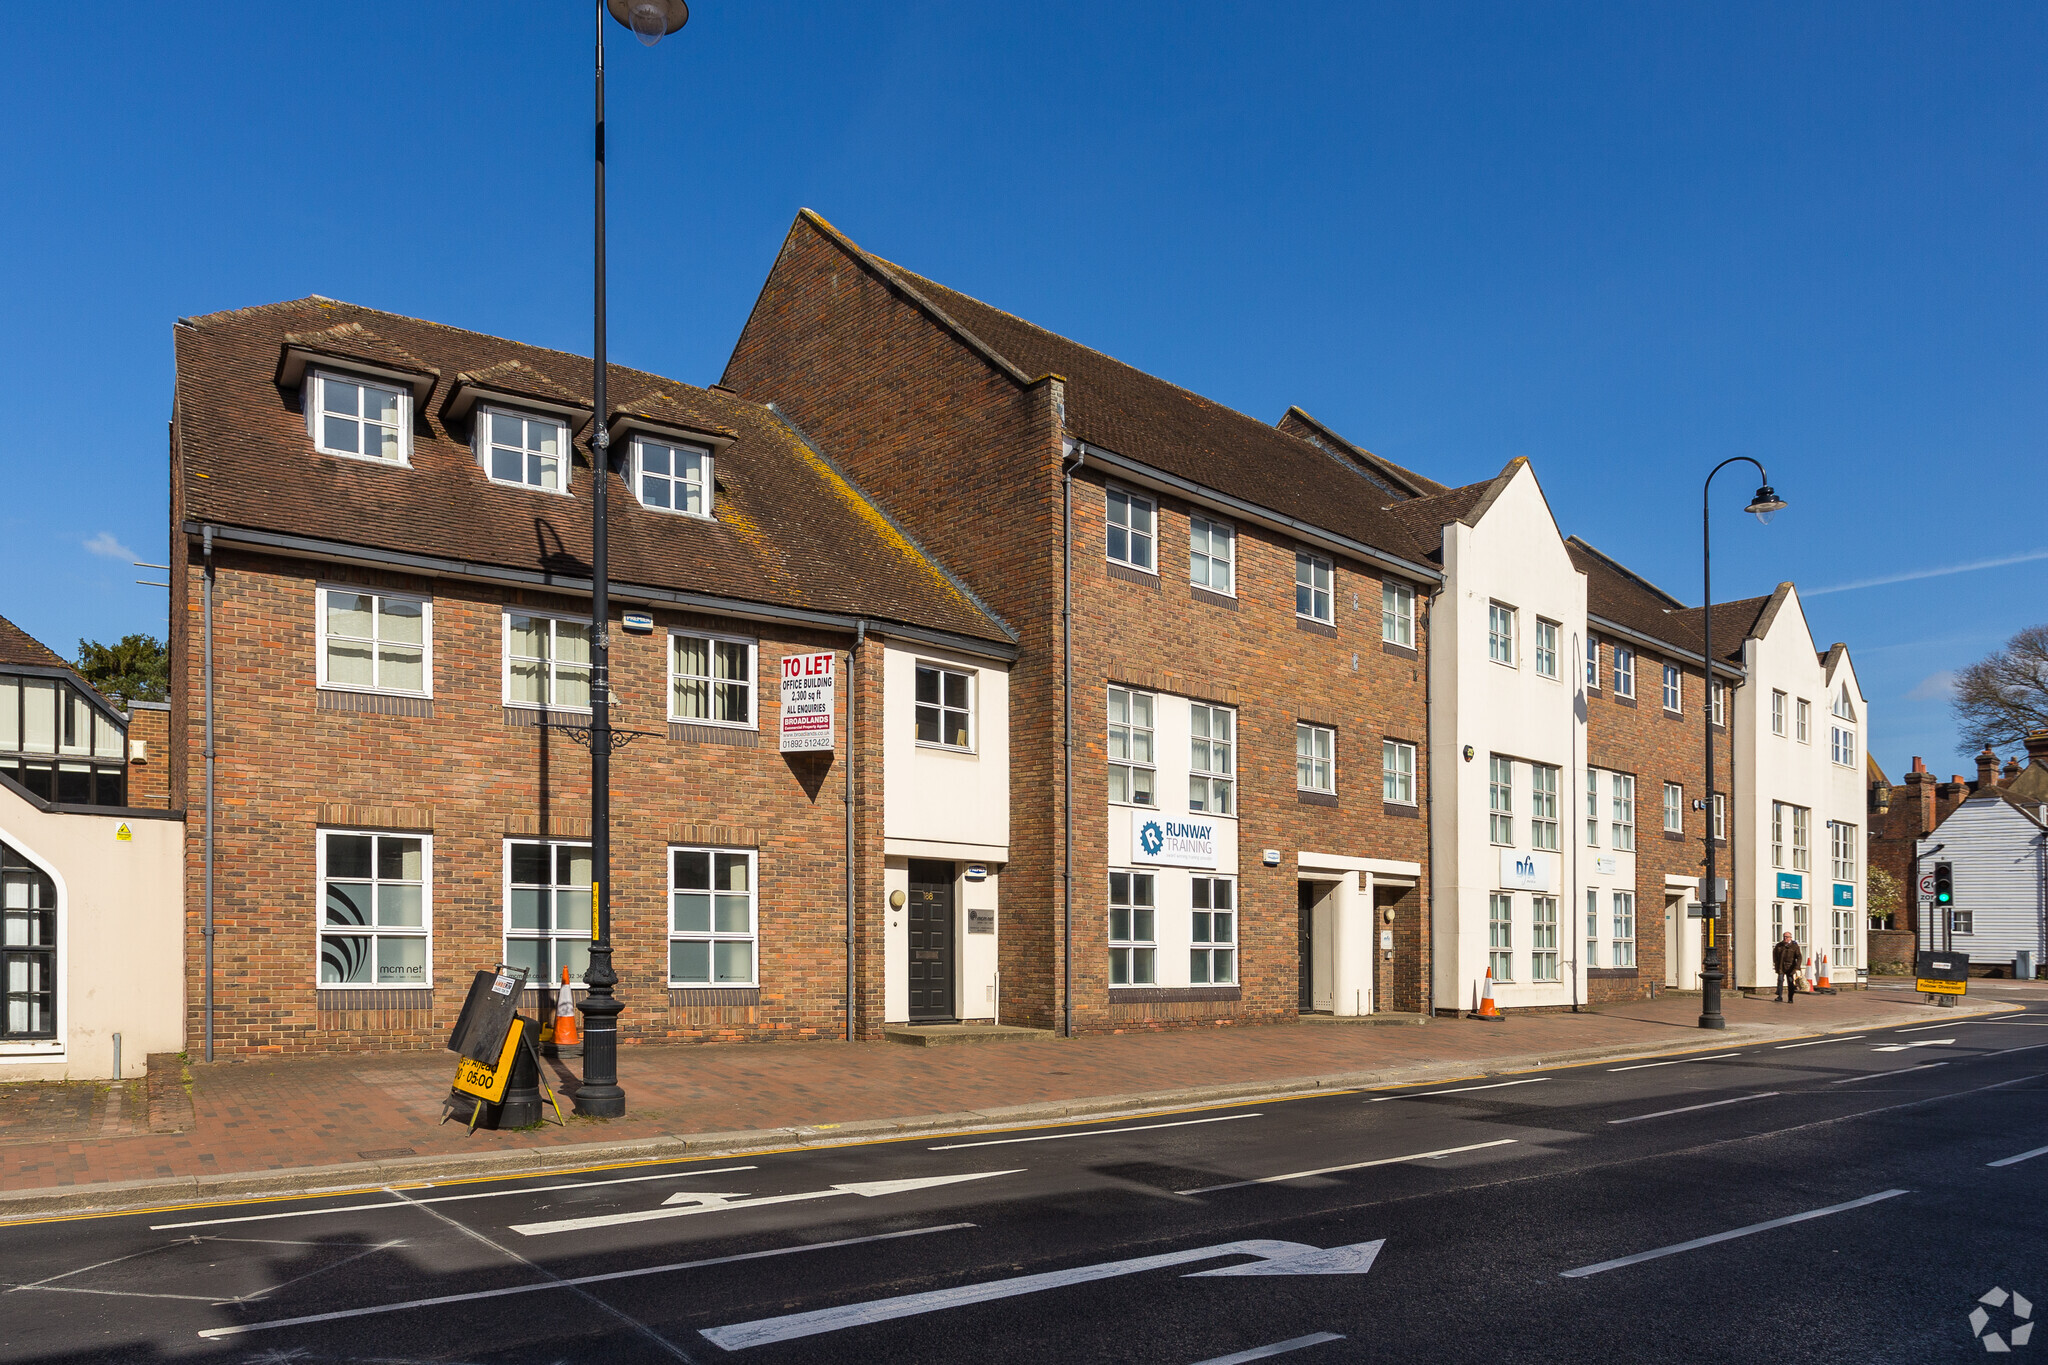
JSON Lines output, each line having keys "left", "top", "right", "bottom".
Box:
{"left": 1, "top": 2, "right": 2040, "bottom": 777}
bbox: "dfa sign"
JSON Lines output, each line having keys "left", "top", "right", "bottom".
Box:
{"left": 1132, "top": 816, "right": 1218, "bottom": 869}
{"left": 1499, "top": 849, "right": 1558, "bottom": 893}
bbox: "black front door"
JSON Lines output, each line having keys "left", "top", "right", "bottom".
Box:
{"left": 1298, "top": 881, "right": 1315, "bottom": 1013}
{"left": 908, "top": 860, "right": 956, "bottom": 1022}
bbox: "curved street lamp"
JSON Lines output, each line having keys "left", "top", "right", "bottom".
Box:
{"left": 1698, "top": 458, "right": 1787, "bottom": 1030}
{"left": 577, "top": 0, "right": 690, "bottom": 1120}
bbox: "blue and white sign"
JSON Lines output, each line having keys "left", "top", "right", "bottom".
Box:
{"left": 1132, "top": 817, "right": 1217, "bottom": 869}
{"left": 1833, "top": 882, "right": 1855, "bottom": 907}
{"left": 1777, "top": 873, "right": 1805, "bottom": 899}
{"left": 1498, "top": 849, "right": 1558, "bottom": 893}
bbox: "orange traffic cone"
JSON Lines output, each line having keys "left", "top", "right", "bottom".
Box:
{"left": 1473, "top": 969, "right": 1504, "bottom": 1021}
{"left": 551, "top": 966, "right": 581, "bottom": 1053}
{"left": 1814, "top": 952, "right": 1834, "bottom": 994}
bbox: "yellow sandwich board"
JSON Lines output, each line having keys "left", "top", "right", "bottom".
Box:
{"left": 1916, "top": 977, "right": 1967, "bottom": 996}
{"left": 453, "top": 1016, "right": 525, "bottom": 1102}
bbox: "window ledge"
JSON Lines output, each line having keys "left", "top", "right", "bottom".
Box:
{"left": 1298, "top": 790, "right": 1339, "bottom": 808}
{"left": 1107, "top": 561, "right": 1160, "bottom": 587}
{"left": 1190, "top": 584, "right": 1238, "bottom": 610}
{"left": 318, "top": 690, "right": 433, "bottom": 719}
{"left": 1108, "top": 986, "right": 1241, "bottom": 1004}
{"left": 1663, "top": 830, "right": 1687, "bottom": 841}
{"left": 485, "top": 477, "right": 574, "bottom": 496}
{"left": 914, "top": 742, "right": 978, "bottom": 756}
{"left": 1380, "top": 641, "right": 1418, "bottom": 660}
{"left": 670, "top": 722, "right": 759, "bottom": 748}
{"left": 1612, "top": 694, "right": 1637, "bottom": 708}
{"left": 1383, "top": 801, "right": 1421, "bottom": 818}
{"left": 1663, "top": 708, "right": 1683, "bottom": 719}
{"left": 1295, "top": 617, "right": 1337, "bottom": 638}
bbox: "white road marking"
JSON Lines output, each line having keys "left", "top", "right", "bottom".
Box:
{"left": 930, "top": 1113, "right": 1259, "bottom": 1150}
{"left": 511, "top": 1170, "right": 1021, "bottom": 1236}
{"left": 1607, "top": 1059, "right": 1685, "bottom": 1071}
{"left": 1559, "top": 1189, "right": 1910, "bottom": 1278}
{"left": 1830, "top": 1062, "right": 1947, "bottom": 1084}
{"left": 1982, "top": 1020, "right": 2048, "bottom": 1026}
{"left": 1988, "top": 1144, "right": 2048, "bottom": 1168}
{"left": 1872, "top": 1039, "right": 1954, "bottom": 1051}
{"left": 1608, "top": 1093, "right": 1779, "bottom": 1125}
{"left": 1776, "top": 1035, "right": 1865, "bottom": 1048}
{"left": 1188, "top": 1331, "right": 1347, "bottom": 1363}
{"left": 699, "top": 1238, "right": 1382, "bottom": 1351}
{"left": 1176, "top": 1139, "right": 1518, "bottom": 1195}
{"left": 151, "top": 1165, "right": 758, "bottom": 1230}
{"left": 1989, "top": 1043, "right": 2048, "bottom": 1057}
{"left": 1367, "top": 1078, "right": 1550, "bottom": 1101}
{"left": 1896, "top": 1022, "right": 1969, "bottom": 1033}
{"left": 196, "top": 1223, "right": 974, "bottom": 1338}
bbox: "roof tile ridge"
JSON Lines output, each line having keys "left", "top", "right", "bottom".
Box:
{"left": 1565, "top": 534, "right": 1691, "bottom": 610}
{"left": 759, "top": 402, "right": 1017, "bottom": 643}
{"left": 1281, "top": 406, "right": 1448, "bottom": 497}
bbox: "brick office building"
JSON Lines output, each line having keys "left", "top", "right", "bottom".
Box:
{"left": 726, "top": 211, "right": 1442, "bottom": 1032}
{"left": 168, "top": 298, "right": 1017, "bottom": 1056}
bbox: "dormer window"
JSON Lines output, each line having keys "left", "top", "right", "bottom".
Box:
{"left": 309, "top": 370, "right": 409, "bottom": 464}
{"left": 635, "top": 437, "right": 712, "bottom": 516}
{"left": 1833, "top": 685, "right": 1856, "bottom": 721}
{"left": 482, "top": 408, "right": 568, "bottom": 492}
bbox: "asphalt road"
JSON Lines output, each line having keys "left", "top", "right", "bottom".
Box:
{"left": 3, "top": 997, "right": 2044, "bottom": 1365}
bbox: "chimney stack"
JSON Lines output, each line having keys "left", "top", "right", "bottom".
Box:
{"left": 2025, "top": 730, "right": 2048, "bottom": 766}
{"left": 2004, "top": 757, "right": 2021, "bottom": 783}
{"left": 1976, "top": 747, "right": 2002, "bottom": 791}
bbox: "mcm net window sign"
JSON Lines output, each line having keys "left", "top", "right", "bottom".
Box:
{"left": 505, "top": 612, "right": 591, "bottom": 710}
{"left": 916, "top": 663, "right": 973, "bottom": 749}
{"left": 634, "top": 436, "right": 712, "bottom": 516}
{"left": 1189, "top": 515, "right": 1234, "bottom": 593}
{"left": 1106, "top": 487, "right": 1156, "bottom": 571}
{"left": 318, "top": 588, "right": 429, "bottom": 695}
{"left": 504, "top": 841, "right": 592, "bottom": 985}
{"left": 670, "top": 631, "right": 754, "bottom": 726}
{"left": 1108, "top": 686, "right": 1156, "bottom": 806}
{"left": 309, "top": 370, "right": 409, "bottom": 464}
{"left": 319, "top": 831, "right": 428, "bottom": 988}
{"left": 1188, "top": 703, "right": 1234, "bottom": 814}
{"left": 669, "top": 847, "right": 757, "bottom": 986}
{"left": 1296, "top": 553, "right": 1333, "bottom": 623}
{"left": 480, "top": 408, "right": 568, "bottom": 492}
{"left": 1108, "top": 870, "right": 1156, "bottom": 985}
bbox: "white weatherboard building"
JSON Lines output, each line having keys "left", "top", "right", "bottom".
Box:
{"left": 1915, "top": 791, "right": 2047, "bottom": 974}
{"left": 1419, "top": 460, "right": 1593, "bottom": 1014}
{"left": 1726, "top": 585, "right": 1869, "bottom": 989}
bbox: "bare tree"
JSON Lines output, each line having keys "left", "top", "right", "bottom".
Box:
{"left": 1953, "top": 624, "right": 2048, "bottom": 749}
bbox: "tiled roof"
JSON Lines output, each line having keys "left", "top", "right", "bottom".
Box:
{"left": 782, "top": 215, "right": 1440, "bottom": 571}
{"left": 174, "top": 298, "right": 1012, "bottom": 645}
{"left": 1377, "top": 469, "right": 1515, "bottom": 563}
{"left": 0, "top": 615, "right": 69, "bottom": 671}
{"left": 1567, "top": 536, "right": 1770, "bottom": 664}
{"left": 1274, "top": 407, "right": 1450, "bottom": 500}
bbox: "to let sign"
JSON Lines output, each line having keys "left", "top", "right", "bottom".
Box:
{"left": 779, "top": 652, "right": 836, "bottom": 753}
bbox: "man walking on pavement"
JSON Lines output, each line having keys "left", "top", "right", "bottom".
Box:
{"left": 1774, "top": 930, "right": 1803, "bottom": 1002}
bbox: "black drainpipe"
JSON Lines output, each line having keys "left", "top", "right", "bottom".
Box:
{"left": 1062, "top": 444, "right": 1082, "bottom": 1039}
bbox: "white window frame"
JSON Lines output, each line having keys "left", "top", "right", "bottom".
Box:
{"left": 1190, "top": 875, "right": 1236, "bottom": 985}
{"left": 632, "top": 435, "right": 713, "bottom": 518}
{"left": 502, "top": 610, "right": 592, "bottom": 712}
{"left": 1612, "top": 890, "right": 1636, "bottom": 967}
{"left": 668, "top": 846, "right": 758, "bottom": 987}
{"left": 1531, "top": 895, "right": 1559, "bottom": 981}
{"left": 1382, "top": 581, "right": 1415, "bottom": 647}
{"left": 308, "top": 368, "right": 410, "bottom": 466}
{"left": 1834, "top": 686, "right": 1857, "bottom": 721}
{"left": 1531, "top": 763, "right": 1560, "bottom": 850}
{"left": 477, "top": 404, "right": 571, "bottom": 494}
{"left": 1832, "top": 821, "right": 1857, "bottom": 883}
{"left": 317, "top": 829, "right": 431, "bottom": 990}
{"left": 1106, "top": 486, "right": 1157, "bottom": 573}
{"left": 1189, "top": 515, "right": 1235, "bottom": 595}
{"left": 1830, "top": 725, "right": 1856, "bottom": 767}
{"left": 1296, "top": 553, "right": 1334, "bottom": 624}
{"left": 1297, "top": 722, "right": 1336, "bottom": 794}
{"left": 1109, "top": 686, "right": 1158, "bottom": 807}
{"left": 1951, "top": 908, "right": 1974, "bottom": 936}
{"left": 1585, "top": 637, "right": 1600, "bottom": 690}
{"left": 1611, "top": 773, "right": 1635, "bottom": 851}
{"left": 1711, "top": 681, "right": 1726, "bottom": 727}
{"left": 1490, "top": 756, "right": 1514, "bottom": 845}
{"left": 1188, "top": 702, "right": 1235, "bottom": 815}
{"left": 316, "top": 585, "right": 432, "bottom": 698}
{"left": 1534, "top": 619, "right": 1559, "bottom": 679}
{"left": 503, "top": 839, "right": 592, "bottom": 987}
{"left": 1382, "top": 739, "right": 1417, "bottom": 805}
{"left": 1772, "top": 801, "right": 1787, "bottom": 868}
{"left": 1585, "top": 887, "right": 1600, "bottom": 968}
{"left": 1832, "top": 907, "right": 1856, "bottom": 968}
{"left": 1793, "top": 902, "right": 1811, "bottom": 950}
{"left": 1662, "top": 663, "right": 1682, "bottom": 714}
{"left": 667, "top": 630, "right": 757, "bottom": 728}
{"left": 1488, "top": 603, "right": 1517, "bottom": 667}
{"left": 1771, "top": 690, "right": 1787, "bottom": 736}
{"left": 1663, "top": 782, "right": 1683, "bottom": 834}
{"left": 1612, "top": 645, "right": 1635, "bottom": 698}
{"left": 1488, "top": 893, "right": 1514, "bottom": 981}
{"left": 1792, "top": 805, "right": 1811, "bottom": 871}
{"left": 1795, "top": 698, "right": 1811, "bottom": 744}
{"left": 1713, "top": 792, "right": 1726, "bottom": 841}
{"left": 916, "top": 662, "right": 976, "bottom": 752}
{"left": 1585, "top": 769, "right": 1600, "bottom": 846}
{"left": 1109, "top": 869, "right": 1156, "bottom": 985}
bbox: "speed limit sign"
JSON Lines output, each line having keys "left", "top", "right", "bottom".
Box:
{"left": 1918, "top": 873, "right": 1936, "bottom": 898}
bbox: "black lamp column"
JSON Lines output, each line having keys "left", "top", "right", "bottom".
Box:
{"left": 1698, "top": 458, "right": 1787, "bottom": 1031}
{"left": 574, "top": 0, "right": 689, "bottom": 1119}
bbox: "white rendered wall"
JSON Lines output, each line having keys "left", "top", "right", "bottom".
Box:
{"left": 882, "top": 642, "right": 1009, "bottom": 859}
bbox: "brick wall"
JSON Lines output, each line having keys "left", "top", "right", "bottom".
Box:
{"left": 123, "top": 704, "right": 173, "bottom": 808}
{"left": 1584, "top": 644, "right": 1733, "bottom": 1003}
{"left": 174, "top": 544, "right": 884, "bottom": 1056}
{"left": 1867, "top": 761, "right": 1969, "bottom": 934}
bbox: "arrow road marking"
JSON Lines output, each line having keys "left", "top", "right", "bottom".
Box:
{"left": 1176, "top": 1138, "right": 1517, "bottom": 1195}
{"left": 699, "top": 1238, "right": 1383, "bottom": 1351}
{"left": 510, "top": 1170, "right": 1022, "bottom": 1237}
{"left": 1873, "top": 1039, "right": 1954, "bottom": 1051}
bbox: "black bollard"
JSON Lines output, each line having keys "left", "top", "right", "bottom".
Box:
{"left": 495, "top": 1015, "right": 544, "bottom": 1128}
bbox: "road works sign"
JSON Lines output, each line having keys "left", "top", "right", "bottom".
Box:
{"left": 779, "top": 652, "right": 835, "bottom": 753}
{"left": 1915, "top": 950, "right": 1969, "bottom": 997}
{"left": 452, "top": 1016, "right": 525, "bottom": 1102}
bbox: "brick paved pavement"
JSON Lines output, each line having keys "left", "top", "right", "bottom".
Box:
{"left": 0, "top": 986, "right": 2025, "bottom": 1196}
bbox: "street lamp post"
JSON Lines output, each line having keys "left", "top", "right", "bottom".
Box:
{"left": 574, "top": 0, "right": 690, "bottom": 1120}
{"left": 1699, "top": 458, "right": 1786, "bottom": 1031}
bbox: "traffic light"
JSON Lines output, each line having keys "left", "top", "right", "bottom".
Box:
{"left": 1933, "top": 861, "right": 1953, "bottom": 908}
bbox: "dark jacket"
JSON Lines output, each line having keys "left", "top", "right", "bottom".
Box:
{"left": 1773, "top": 939, "right": 1804, "bottom": 974}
